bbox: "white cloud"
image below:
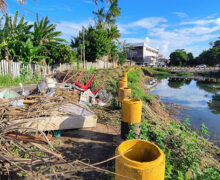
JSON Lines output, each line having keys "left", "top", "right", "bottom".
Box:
{"left": 173, "top": 12, "right": 188, "bottom": 18}
{"left": 120, "top": 15, "right": 220, "bottom": 58}
{"left": 123, "top": 17, "right": 167, "bottom": 29}
{"left": 206, "top": 13, "right": 218, "bottom": 19}
{"left": 154, "top": 79, "right": 210, "bottom": 108}
{"left": 117, "top": 24, "right": 134, "bottom": 34}
{"left": 181, "top": 18, "right": 220, "bottom": 25}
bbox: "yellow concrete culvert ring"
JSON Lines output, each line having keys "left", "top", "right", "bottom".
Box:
{"left": 118, "top": 80, "right": 127, "bottom": 88}
{"left": 122, "top": 98, "right": 142, "bottom": 123}
{"left": 115, "top": 139, "right": 165, "bottom": 180}
{"left": 121, "top": 77, "right": 127, "bottom": 82}
{"left": 121, "top": 72, "right": 127, "bottom": 81}
{"left": 118, "top": 88, "right": 131, "bottom": 102}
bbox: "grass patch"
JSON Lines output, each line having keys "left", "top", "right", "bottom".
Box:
{"left": 128, "top": 69, "right": 155, "bottom": 101}
{"left": 144, "top": 68, "right": 172, "bottom": 78}
{"left": 0, "top": 73, "right": 43, "bottom": 88}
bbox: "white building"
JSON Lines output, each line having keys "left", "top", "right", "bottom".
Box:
{"left": 126, "top": 43, "right": 159, "bottom": 66}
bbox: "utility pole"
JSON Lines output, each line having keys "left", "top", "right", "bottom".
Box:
{"left": 82, "top": 26, "right": 86, "bottom": 70}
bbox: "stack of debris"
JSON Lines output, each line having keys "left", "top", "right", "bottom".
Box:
{"left": 0, "top": 70, "right": 110, "bottom": 177}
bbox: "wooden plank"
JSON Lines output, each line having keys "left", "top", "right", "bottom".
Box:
{"left": 11, "top": 103, "right": 97, "bottom": 131}
{"left": 13, "top": 115, "right": 97, "bottom": 131}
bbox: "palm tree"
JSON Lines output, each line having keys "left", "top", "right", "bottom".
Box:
{"left": 93, "top": 0, "right": 120, "bottom": 27}
{"left": 31, "top": 15, "right": 66, "bottom": 64}
{"left": 105, "top": 0, "right": 121, "bottom": 25}
{"left": 108, "top": 24, "right": 120, "bottom": 41}
{"left": 32, "top": 15, "right": 65, "bottom": 46}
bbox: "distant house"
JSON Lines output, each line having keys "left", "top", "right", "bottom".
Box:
{"left": 126, "top": 43, "right": 159, "bottom": 66}
{"left": 157, "top": 54, "right": 170, "bottom": 66}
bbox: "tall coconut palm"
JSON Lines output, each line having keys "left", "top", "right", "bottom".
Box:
{"left": 93, "top": 0, "right": 120, "bottom": 27}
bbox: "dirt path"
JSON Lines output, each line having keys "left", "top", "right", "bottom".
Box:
{"left": 52, "top": 123, "right": 122, "bottom": 179}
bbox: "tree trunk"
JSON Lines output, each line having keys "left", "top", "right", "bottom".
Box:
{"left": 5, "top": 48, "right": 12, "bottom": 78}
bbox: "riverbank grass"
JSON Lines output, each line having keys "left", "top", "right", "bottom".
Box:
{"left": 127, "top": 119, "right": 220, "bottom": 179}
{"left": 144, "top": 67, "right": 172, "bottom": 78}
{"left": 128, "top": 69, "right": 155, "bottom": 101}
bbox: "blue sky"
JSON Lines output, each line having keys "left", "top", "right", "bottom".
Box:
{"left": 2, "top": 0, "right": 220, "bottom": 57}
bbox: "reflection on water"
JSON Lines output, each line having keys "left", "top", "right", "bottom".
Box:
{"left": 208, "top": 94, "right": 220, "bottom": 114}
{"left": 150, "top": 77, "right": 220, "bottom": 145}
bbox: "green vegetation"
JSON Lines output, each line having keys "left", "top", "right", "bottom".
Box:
{"left": 0, "top": 71, "right": 42, "bottom": 88}
{"left": 71, "top": 25, "right": 112, "bottom": 62}
{"left": 128, "top": 69, "right": 155, "bottom": 101}
{"left": 196, "top": 40, "right": 220, "bottom": 66}
{"left": 153, "top": 67, "right": 169, "bottom": 72}
{"left": 169, "top": 38, "right": 220, "bottom": 66}
{"left": 169, "top": 49, "right": 188, "bottom": 66}
{"left": 0, "top": 11, "right": 77, "bottom": 65}
{"left": 144, "top": 67, "right": 172, "bottom": 78}
{"left": 0, "top": 0, "right": 126, "bottom": 73}
{"left": 127, "top": 119, "right": 220, "bottom": 179}
{"left": 71, "top": 0, "right": 127, "bottom": 64}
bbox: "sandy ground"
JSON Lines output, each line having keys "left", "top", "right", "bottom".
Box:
{"left": 52, "top": 123, "right": 122, "bottom": 179}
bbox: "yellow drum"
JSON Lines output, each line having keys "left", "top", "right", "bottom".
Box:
{"left": 122, "top": 98, "right": 142, "bottom": 123}
{"left": 118, "top": 80, "right": 127, "bottom": 88}
{"left": 115, "top": 139, "right": 165, "bottom": 180}
{"left": 118, "top": 88, "right": 131, "bottom": 102}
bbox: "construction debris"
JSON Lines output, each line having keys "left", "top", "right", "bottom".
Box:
{"left": 98, "top": 89, "right": 113, "bottom": 103}
{"left": 0, "top": 70, "right": 107, "bottom": 178}
{"left": 0, "top": 89, "right": 20, "bottom": 99}
{"left": 37, "top": 77, "right": 57, "bottom": 92}
{"left": 12, "top": 103, "right": 97, "bottom": 131}
{"left": 0, "top": 72, "right": 109, "bottom": 178}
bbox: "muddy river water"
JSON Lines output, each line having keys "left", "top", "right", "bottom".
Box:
{"left": 150, "top": 77, "right": 220, "bottom": 146}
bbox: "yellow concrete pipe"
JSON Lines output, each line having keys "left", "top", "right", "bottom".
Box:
{"left": 121, "top": 77, "right": 127, "bottom": 82}
{"left": 121, "top": 72, "right": 128, "bottom": 81}
{"left": 122, "top": 98, "right": 142, "bottom": 123}
{"left": 118, "top": 80, "right": 127, "bottom": 88}
{"left": 118, "top": 87, "right": 131, "bottom": 102}
{"left": 115, "top": 139, "right": 165, "bottom": 180}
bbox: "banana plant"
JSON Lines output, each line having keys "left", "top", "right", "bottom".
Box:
{"left": 0, "top": 11, "right": 32, "bottom": 61}
{"left": 19, "top": 38, "right": 49, "bottom": 65}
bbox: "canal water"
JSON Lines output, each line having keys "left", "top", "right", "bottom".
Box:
{"left": 150, "top": 77, "right": 220, "bottom": 146}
